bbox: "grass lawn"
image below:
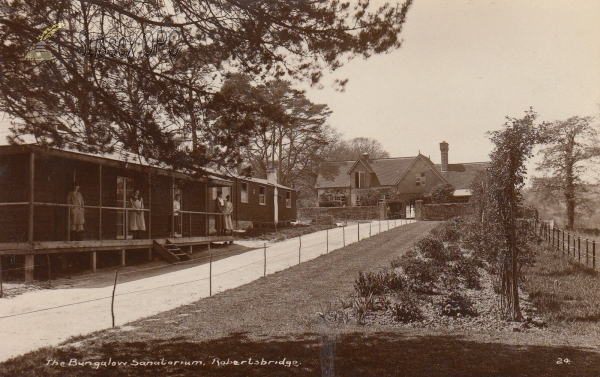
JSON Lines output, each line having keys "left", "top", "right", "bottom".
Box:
{"left": 523, "top": 244, "right": 600, "bottom": 335}
{"left": 2, "top": 222, "right": 600, "bottom": 376}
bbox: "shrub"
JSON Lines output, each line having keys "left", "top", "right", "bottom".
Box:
{"left": 430, "top": 217, "right": 462, "bottom": 243}
{"left": 354, "top": 269, "right": 407, "bottom": 297}
{"left": 354, "top": 293, "right": 375, "bottom": 325}
{"left": 392, "top": 292, "right": 423, "bottom": 323}
{"left": 390, "top": 256, "right": 402, "bottom": 269}
{"left": 401, "top": 258, "right": 442, "bottom": 294}
{"left": 445, "top": 243, "right": 463, "bottom": 261}
{"left": 415, "top": 237, "right": 446, "bottom": 261}
{"left": 440, "top": 292, "right": 478, "bottom": 317}
{"left": 452, "top": 257, "right": 482, "bottom": 289}
{"left": 354, "top": 271, "right": 386, "bottom": 297}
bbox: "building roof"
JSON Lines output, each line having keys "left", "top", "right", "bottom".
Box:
{"left": 436, "top": 162, "right": 489, "bottom": 190}
{"left": 315, "top": 160, "right": 355, "bottom": 189}
{"left": 315, "top": 154, "right": 489, "bottom": 193}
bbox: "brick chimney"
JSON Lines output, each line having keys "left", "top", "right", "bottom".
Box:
{"left": 267, "top": 167, "right": 278, "bottom": 184}
{"left": 362, "top": 153, "right": 370, "bottom": 163}
{"left": 440, "top": 141, "right": 449, "bottom": 172}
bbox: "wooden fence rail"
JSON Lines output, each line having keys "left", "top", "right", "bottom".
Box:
{"left": 520, "top": 219, "right": 597, "bottom": 271}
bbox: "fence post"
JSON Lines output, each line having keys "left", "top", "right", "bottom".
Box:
{"left": 264, "top": 243, "right": 266, "bottom": 277}
{"left": 343, "top": 225, "right": 345, "bottom": 247}
{"left": 0, "top": 258, "right": 3, "bottom": 298}
{"left": 326, "top": 229, "right": 329, "bottom": 253}
{"left": 578, "top": 237, "right": 581, "bottom": 262}
{"left": 568, "top": 233, "right": 571, "bottom": 258}
{"left": 369, "top": 221, "right": 372, "bottom": 237}
{"left": 379, "top": 219, "right": 381, "bottom": 233}
{"left": 387, "top": 218, "right": 390, "bottom": 231}
{"left": 299, "top": 235, "right": 302, "bottom": 264}
{"left": 47, "top": 253, "right": 51, "bottom": 287}
{"left": 111, "top": 269, "right": 119, "bottom": 328}
{"left": 358, "top": 222, "right": 360, "bottom": 242}
{"left": 593, "top": 241, "right": 596, "bottom": 270}
{"left": 209, "top": 252, "right": 213, "bottom": 297}
{"left": 586, "top": 239, "right": 589, "bottom": 267}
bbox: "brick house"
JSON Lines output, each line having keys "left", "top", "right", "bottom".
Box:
{"left": 315, "top": 142, "right": 489, "bottom": 218}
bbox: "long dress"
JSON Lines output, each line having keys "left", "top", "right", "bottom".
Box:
{"left": 67, "top": 190, "right": 85, "bottom": 231}
{"left": 224, "top": 201, "right": 234, "bottom": 231}
{"left": 129, "top": 197, "right": 146, "bottom": 231}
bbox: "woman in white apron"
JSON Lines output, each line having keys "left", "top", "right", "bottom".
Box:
{"left": 129, "top": 189, "right": 146, "bottom": 239}
{"left": 67, "top": 182, "right": 85, "bottom": 241}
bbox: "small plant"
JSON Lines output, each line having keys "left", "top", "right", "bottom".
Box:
{"left": 452, "top": 257, "right": 482, "bottom": 290}
{"left": 439, "top": 292, "right": 478, "bottom": 317}
{"left": 415, "top": 237, "right": 460, "bottom": 263}
{"left": 354, "top": 293, "right": 375, "bottom": 325}
{"left": 430, "top": 217, "right": 462, "bottom": 243}
{"left": 390, "top": 256, "right": 402, "bottom": 269}
{"left": 354, "top": 269, "right": 406, "bottom": 297}
{"left": 392, "top": 292, "right": 423, "bottom": 323}
{"left": 374, "top": 295, "right": 392, "bottom": 311}
{"left": 401, "top": 258, "right": 442, "bottom": 294}
{"left": 354, "top": 271, "right": 385, "bottom": 297}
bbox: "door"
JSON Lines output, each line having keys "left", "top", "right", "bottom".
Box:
{"left": 117, "top": 176, "right": 133, "bottom": 239}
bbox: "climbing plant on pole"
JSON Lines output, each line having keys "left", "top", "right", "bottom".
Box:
{"left": 484, "top": 108, "right": 543, "bottom": 321}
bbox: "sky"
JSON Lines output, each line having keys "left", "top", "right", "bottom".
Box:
{"left": 1, "top": 0, "right": 599, "bottom": 175}
{"left": 300, "top": 0, "right": 600, "bottom": 169}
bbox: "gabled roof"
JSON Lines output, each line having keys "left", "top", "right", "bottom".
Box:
{"left": 315, "top": 160, "right": 354, "bottom": 189}
{"left": 395, "top": 154, "right": 449, "bottom": 186}
{"left": 316, "top": 154, "right": 489, "bottom": 192}
{"left": 368, "top": 157, "right": 416, "bottom": 186}
{"left": 346, "top": 157, "right": 375, "bottom": 175}
{"left": 435, "top": 162, "right": 489, "bottom": 190}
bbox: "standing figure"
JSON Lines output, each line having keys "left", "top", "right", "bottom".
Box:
{"left": 129, "top": 189, "right": 146, "bottom": 239}
{"left": 215, "top": 191, "right": 225, "bottom": 235}
{"left": 67, "top": 182, "right": 85, "bottom": 241}
{"left": 173, "top": 194, "right": 181, "bottom": 237}
{"left": 224, "top": 195, "right": 234, "bottom": 234}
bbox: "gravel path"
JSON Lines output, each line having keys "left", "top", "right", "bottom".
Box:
{"left": 0, "top": 219, "right": 415, "bottom": 362}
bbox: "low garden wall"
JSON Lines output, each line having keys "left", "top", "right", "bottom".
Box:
{"left": 415, "top": 201, "right": 469, "bottom": 221}
{"left": 298, "top": 206, "right": 381, "bottom": 222}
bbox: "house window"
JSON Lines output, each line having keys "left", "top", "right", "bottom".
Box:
{"left": 116, "top": 176, "right": 133, "bottom": 240}
{"left": 416, "top": 173, "right": 426, "bottom": 186}
{"left": 355, "top": 171, "right": 365, "bottom": 188}
{"left": 259, "top": 186, "right": 266, "bottom": 205}
{"left": 286, "top": 191, "right": 291, "bottom": 208}
{"left": 241, "top": 182, "right": 248, "bottom": 203}
{"left": 332, "top": 195, "right": 345, "bottom": 203}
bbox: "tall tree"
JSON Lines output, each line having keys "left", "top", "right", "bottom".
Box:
{"left": 531, "top": 116, "right": 600, "bottom": 229}
{"left": 0, "top": 0, "right": 413, "bottom": 173}
{"left": 470, "top": 108, "right": 542, "bottom": 321}
{"left": 329, "top": 136, "right": 390, "bottom": 160}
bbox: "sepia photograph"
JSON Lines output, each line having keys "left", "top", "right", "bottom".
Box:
{"left": 0, "top": 0, "right": 599, "bottom": 375}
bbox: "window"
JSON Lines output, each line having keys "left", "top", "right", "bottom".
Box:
{"left": 355, "top": 171, "right": 365, "bottom": 188}
{"left": 241, "top": 182, "right": 248, "bottom": 203}
{"left": 116, "top": 176, "right": 133, "bottom": 239}
{"left": 259, "top": 186, "right": 266, "bottom": 205}
{"left": 286, "top": 191, "right": 291, "bottom": 208}
{"left": 416, "top": 173, "right": 426, "bottom": 186}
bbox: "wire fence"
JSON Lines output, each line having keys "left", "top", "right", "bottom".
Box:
{"left": 0, "top": 218, "right": 417, "bottom": 323}
{"left": 524, "top": 219, "right": 598, "bottom": 271}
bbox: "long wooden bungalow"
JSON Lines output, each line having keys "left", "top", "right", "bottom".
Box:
{"left": 0, "top": 144, "right": 234, "bottom": 282}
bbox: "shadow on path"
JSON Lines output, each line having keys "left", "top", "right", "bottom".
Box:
{"left": 6, "top": 331, "right": 598, "bottom": 377}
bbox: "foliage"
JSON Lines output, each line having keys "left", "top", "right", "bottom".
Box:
{"left": 531, "top": 116, "right": 600, "bottom": 229}
{"left": 392, "top": 292, "right": 423, "bottom": 323}
{"left": 414, "top": 237, "right": 460, "bottom": 263}
{"left": 400, "top": 258, "right": 442, "bottom": 294}
{"left": 428, "top": 183, "right": 456, "bottom": 204}
{"left": 451, "top": 257, "right": 482, "bottom": 290}
{"left": 353, "top": 269, "right": 406, "bottom": 297}
{"left": 329, "top": 137, "right": 391, "bottom": 161}
{"left": 468, "top": 108, "right": 543, "bottom": 321}
{"left": 0, "top": 0, "right": 413, "bottom": 173}
{"left": 430, "top": 217, "right": 463, "bottom": 243}
{"left": 440, "top": 292, "right": 478, "bottom": 317}
{"left": 356, "top": 188, "right": 383, "bottom": 207}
